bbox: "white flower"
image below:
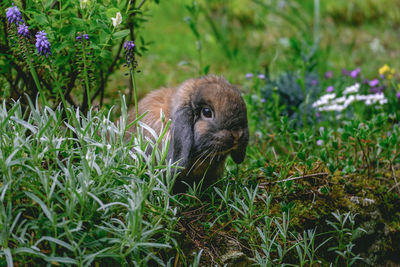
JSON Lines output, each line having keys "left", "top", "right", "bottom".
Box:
{"left": 312, "top": 93, "right": 336, "bottom": 108}
{"left": 362, "top": 198, "right": 375, "bottom": 206}
{"left": 335, "top": 96, "right": 346, "bottom": 103}
{"left": 80, "top": 0, "right": 88, "bottom": 9}
{"left": 316, "top": 139, "right": 323, "bottom": 146}
{"left": 350, "top": 196, "right": 360, "bottom": 204}
{"left": 318, "top": 104, "right": 344, "bottom": 112}
{"left": 112, "top": 12, "right": 122, "bottom": 27}
{"left": 355, "top": 94, "right": 366, "bottom": 101}
{"left": 313, "top": 84, "right": 388, "bottom": 114}
{"left": 343, "top": 83, "right": 360, "bottom": 95}
{"left": 370, "top": 38, "right": 384, "bottom": 53}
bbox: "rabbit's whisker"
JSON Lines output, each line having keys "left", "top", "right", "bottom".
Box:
{"left": 187, "top": 149, "right": 210, "bottom": 175}
{"left": 196, "top": 147, "right": 217, "bottom": 171}
{"left": 194, "top": 154, "right": 212, "bottom": 173}
{"left": 192, "top": 147, "right": 215, "bottom": 173}
{"left": 209, "top": 150, "right": 217, "bottom": 167}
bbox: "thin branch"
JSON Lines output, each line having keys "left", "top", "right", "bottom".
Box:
{"left": 137, "top": 0, "right": 147, "bottom": 9}
{"left": 64, "top": 72, "right": 78, "bottom": 107}
{"left": 389, "top": 161, "right": 400, "bottom": 194}
{"left": 91, "top": 37, "right": 126, "bottom": 103}
{"left": 210, "top": 214, "right": 238, "bottom": 238}
{"left": 99, "top": 69, "right": 105, "bottom": 107}
{"left": 259, "top": 172, "right": 329, "bottom": 187}
{"left": 50, "top": 0, "right": 59, "bottom": 9}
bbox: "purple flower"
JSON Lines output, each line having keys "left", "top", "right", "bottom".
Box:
{"left": 316, "top": 140, "right": 323, "bottom": 146}
{"left": 342, "top": 68, "right": 349, "bottom": 76}
{"left": 261, "top": 98, "right": 266, "bottom": 103}
{"left": 124, "top": 40, "right": 135, "bottom": 51}
{"left": 35, "top": 31, "right": 51, "bottom": 58}
{"left": 17, "top": 23, "right": 29, "bottom": 38}
{"left": 324, "top": 71, "right": 333, "bottom": 79}
{"left": 369, "top": 79, "right": 379, "bottom": 87}
{"left": 315, "top": 112, "right": 321, "bottom": 118}
{"left": 76, "top": 33, "right": 89, "bottom": 41}
{"left": 311, "top": 79, "right": 318, "bottom": 86}
{"left": 245, "top": 73, "right": 253, "bottom": 79}
{"left": 326, "top": 86, "right": 334, "bottom": 93}
{"left": 6, "top": 4, "right": 23, "bottom": 25}
{"left": 396, "top": 92, "right": 400, "bottom": 99}
{"left": 370, "top": 87, "right": 379, "bottom": 94}
{"left": 362, "top": 78, "right": 369, "bottom": 84}
{"left": 350, "top": 68, "right": 361, "bottom": 78}
{"left": 124, "top": 40, "right": 136, "bottom": 68}
{"left": 257, "top": 74, "right": 265, "bottom": 80}
{"left": 370, "top": 86, "right": 385, "bottom": 94}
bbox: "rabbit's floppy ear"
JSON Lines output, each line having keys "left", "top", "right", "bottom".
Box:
{"left": 230, "top": 127, "right": 249, "bottom": 164}
{"left": 167, "top": 105, "right": 194, "bottom": 169}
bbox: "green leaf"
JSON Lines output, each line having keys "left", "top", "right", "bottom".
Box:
{"left": 297, "top": 151, "right": 306, "bottom": 161}
{"left": 44, "top": 0, "right": 56, "bottom": 11}
{"left": 37, "top": 236, "right": 74, "bottom": 252}
{"left": 106, "top": 8, "right": 120, "bottom": 19}
{"left": 45, "top": 257, "right": 77, "bottom": 264}
{"left": 3, "top": 248, "right": 13, "bottom": 267}
{"left": 25, "top": 192, "right": 54, "bottom": 224}
{"left": 100, "top": 50, "right": 113, "bottom": 59}
{"left": 59, "top": 25, "right": 75, "bottom": 39}
{"left": 113, "top": 30, "right": 130, "bottom": 39}
{"left": 33, "top": 14, "right": 48, "bottom": 25}
{"left": 71, "top": 17, "right": 86, "bottom": 25}
{"left": 203, "top": 65, "right": 210, "bottom": 75}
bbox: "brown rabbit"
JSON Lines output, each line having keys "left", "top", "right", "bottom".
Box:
{"left": 127, "top": 75, "right": 249, "bottom": 192}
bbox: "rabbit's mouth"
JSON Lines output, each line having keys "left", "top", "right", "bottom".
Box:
{"left": 213, "top": 145, "right": 238, "bottom": 155}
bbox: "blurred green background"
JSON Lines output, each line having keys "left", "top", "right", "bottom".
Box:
{"left": 109, "top": 0, "right": 400, "bottom": 100}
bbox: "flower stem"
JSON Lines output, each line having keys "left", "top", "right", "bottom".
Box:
{"left": 100, "top": 27, "right": 116, "bottom": 54}
{"left": 45, "top": 59, "right": 69, "bottom": 111}
{"left": 82, "top": 49, "right": 91, "bottom": 108}
{"left": 24, "top": 51, "right": 47, "bottom": 107}
{"left": 130, "top": 69, "right": 139, "bottom": 117}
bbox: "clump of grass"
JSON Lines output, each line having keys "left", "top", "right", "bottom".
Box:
{"left": 0, "top": 97, "right": 178, "bottom": 266}
{"left": 1, "top": 94, "right": 393, "bottom": 265}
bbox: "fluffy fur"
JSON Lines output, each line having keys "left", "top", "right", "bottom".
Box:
{"left": 127, "top": 75, "right": 249, "bottom": 192}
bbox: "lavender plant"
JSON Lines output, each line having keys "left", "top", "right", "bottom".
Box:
{"left": 1, "top": 0, "right": 158, "bottom": 112}
{"left": 0, "top": 96, "right": 177, "bottom": 266}
{"left": 124, "top": 40, "right": 139, "bottom": 116}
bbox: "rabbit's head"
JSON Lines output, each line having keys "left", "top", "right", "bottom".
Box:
{"left": 167, "top": 76, "right": 249, "bottom": 190}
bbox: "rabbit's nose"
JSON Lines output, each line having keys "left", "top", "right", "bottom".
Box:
{"left": 232, "top": 129, "right": 243, "bottom": 143}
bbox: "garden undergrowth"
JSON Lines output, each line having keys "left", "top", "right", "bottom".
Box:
{"left": 2, "top": 0, "right": 400, "bottom": 266}
{"left": 1, "top": 92, "right": 400, "bottom": 266}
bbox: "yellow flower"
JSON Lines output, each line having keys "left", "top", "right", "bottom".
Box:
{"left": 379, "top": 64, "right": 391, "bottom": 75}
{"left": 388, "top": 69, "right": 395, "bottom": 79}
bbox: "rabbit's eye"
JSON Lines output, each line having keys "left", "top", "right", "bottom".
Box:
{"left": 201, "top": 107, "right": 213, "bottom": 119}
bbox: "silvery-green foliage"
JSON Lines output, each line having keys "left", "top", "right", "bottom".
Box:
{"left": 0, "top": 96, "right": 177, "bottom": 266}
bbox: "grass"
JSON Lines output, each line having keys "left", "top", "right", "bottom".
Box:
{"left": 0, "top": 97, "right": 178, "bottom": 266}
{"left": 106, "top": 0, "right": 400, "bottom": 101}
{"left": 2, "top": 86, "right": 400, "bottom": 265}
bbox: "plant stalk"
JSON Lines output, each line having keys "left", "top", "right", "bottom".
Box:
{"left": 25, "top": 52, "right": 47, "bottom": 107}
